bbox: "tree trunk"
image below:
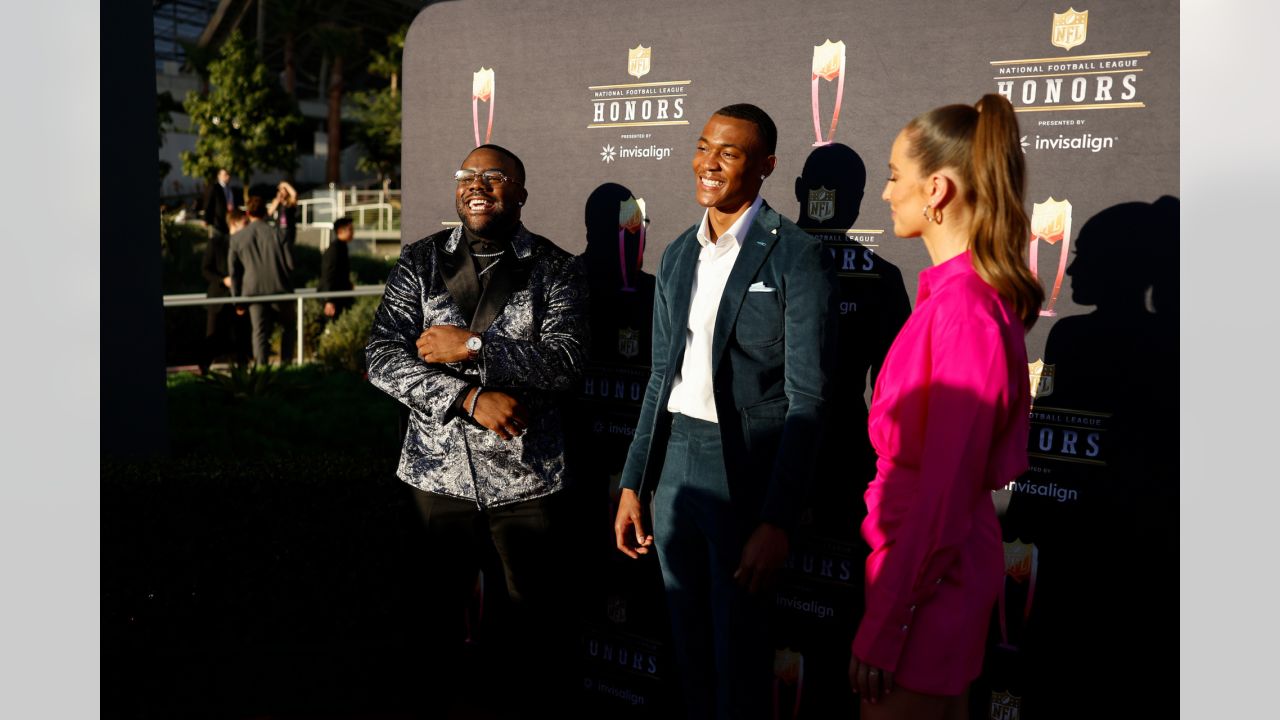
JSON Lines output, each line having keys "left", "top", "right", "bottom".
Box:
{"left": 326, "top": 53, "right": 344, "bottom": 184}
{"left": 283, "top": 31, "right": 296, "bottom": 96}
{"left": 257, "top": 0, "right": 267, "bottom": 58}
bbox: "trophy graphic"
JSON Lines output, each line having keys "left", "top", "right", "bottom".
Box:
{"left": 998, "top": 539, "right": 1038, "bottom": 651}
{"left": 618, "top": 196, "right": 647, "bottom": 292}
{"left": 472, "top": 67, "right": 495, "bottom": 146}
{"left": 773, "top": 647, "right": 805, "bottom": 720}
{"left": 810, "top": 40, "right": 847, "bottom": 146}
{"left": 1028, "top": 197, "right": 1073, "bottom": 317}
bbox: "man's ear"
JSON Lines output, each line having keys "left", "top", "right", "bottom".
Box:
{"left": 762, "top": 155, "right": 778, "bottom": 179}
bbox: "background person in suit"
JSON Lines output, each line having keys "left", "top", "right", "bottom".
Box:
{"left": 199, "top": 208, "right": 249, "bottom": 373}
{"left": 202, "top": 167, "right": 235, "bottom": 237}
{"left": 613, "top": 104, "right": 837, "bottom": 720}
{"left": 229, "top": 195, "right": 296, "bottom": 366}
{"left": 318, "top": 216, "right": 354, "bottom": 322}
{"left": 365, "top": 144, "right": 589, "bottom": 716}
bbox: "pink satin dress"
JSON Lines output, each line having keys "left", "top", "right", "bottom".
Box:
{"left": 853, "top": 251, "right": 1030, "bottom": 695}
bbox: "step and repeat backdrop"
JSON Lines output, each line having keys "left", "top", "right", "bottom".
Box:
{"left": 402, "top": 1, "right": 1178, "bottom": 717}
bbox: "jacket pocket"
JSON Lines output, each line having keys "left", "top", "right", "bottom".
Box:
{"left": 735, "top": 291, "right": 783, "bottom": 347}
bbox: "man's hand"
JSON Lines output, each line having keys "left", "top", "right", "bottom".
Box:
{"left": 734, "top": 522, "right": 789, "bottom": 594}
{"left": 416, "top": 325, "right": 473, "bottom": 363}
{"left": 234, "top": 305, "right": 246, "bottom": 316}
{"left": 324, "top": 302, "right": 337, "bottom": 318}
{"left": 468, "top": 389, "right": 527, "bottom": 440}
{"left": 222, "top": 276, "right": 232, "bottom": 288}
{"left": 614, "top": 488, "right": 654, "bottom": 559}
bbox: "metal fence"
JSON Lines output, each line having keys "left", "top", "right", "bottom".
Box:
{"left": 297, "top": 185, "right": 402, "bottom": 250}
{"left": 163, "top": 285, "right": 386, "bottom": 365}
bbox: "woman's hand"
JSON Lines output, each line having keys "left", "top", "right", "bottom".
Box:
{"left": 849, "top": 653, "right": 894, "bottom": 704}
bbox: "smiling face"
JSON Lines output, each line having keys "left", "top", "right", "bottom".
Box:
{"left": 692, "top": 114, "right": 774, "bottom": 214}
{"left": 454, "top": 147, "right": 527, "bottom": 237}
{"left": 881, "top": 130, "right": 931, "bottom": 239}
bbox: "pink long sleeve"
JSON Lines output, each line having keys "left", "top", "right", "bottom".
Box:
{"left": 853, "top": 252, "right": 1029, "bottom": 676}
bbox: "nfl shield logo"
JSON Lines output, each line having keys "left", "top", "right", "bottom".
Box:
{"left": 1031, "top": 198, "right": 1072, "bottom": 244}
{"left": 989, "top": 690, "right": 1022, "bottom": 720}
{"left": 618, "top": 327, "right": 640, "bottom": 359}
{"left": 628, "top": 45, "right": 651, "bottom": 79}
{"left": 606, "top": 594, "right": 627, "bottom": 624}
{"left": 807, "top": 187, "right": 836, "bottom": 223}
{"left": 1051, "top": 9, "right": 1088, "bottom": 51}
{"left": 1028, "top": 358, "right": 1055, "bottom": 400}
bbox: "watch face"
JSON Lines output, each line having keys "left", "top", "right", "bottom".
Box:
{"left": 467, "top": 336, "right": 482, "bottom": 351}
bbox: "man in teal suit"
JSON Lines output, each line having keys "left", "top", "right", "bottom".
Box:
{"left": 614, "top": 104, "right": 837, "bottom": 720}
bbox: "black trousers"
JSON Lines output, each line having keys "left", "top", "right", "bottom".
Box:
{"left": 247, "top": 301, "right": 296, "bottom": 366}
{"left": 202, "top": 303, "right": 250, "bottom": 369}
{"left": 410, "top": 488, "right": 579, "bottom": 715}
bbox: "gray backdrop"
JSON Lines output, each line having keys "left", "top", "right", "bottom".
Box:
{"left": 403, "top": 2, "right": 1179, "bottom": 717}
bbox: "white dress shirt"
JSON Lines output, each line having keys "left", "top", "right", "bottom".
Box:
{"left": 666, "top": 195, "right": 763, "bottom": 423}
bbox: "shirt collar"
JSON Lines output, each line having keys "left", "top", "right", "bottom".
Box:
{"left": 695, "top": 195, "right": 763, "bottom": 252}
{"left": 917, "top": 249, "right": 976, "bottom": 303}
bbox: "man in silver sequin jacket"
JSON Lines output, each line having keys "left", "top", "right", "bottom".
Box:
{"left": 366, "top": 145, "right": 589, "bottom": 507}
{"left": 365, "top": 144, "right": 589, "bottom": 710}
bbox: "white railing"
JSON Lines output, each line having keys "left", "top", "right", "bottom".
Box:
{"left": 163, "top": 285, "right": 386, "bottom": 366}
{"left": 297, "top": 184, "right": 402, "bottom": 249}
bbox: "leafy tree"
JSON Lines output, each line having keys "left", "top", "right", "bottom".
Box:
{"left": 351, "top": 25, "right": 405, "bottom": 192}
{"left": 181, "top": 30, "right": 303, "bottom": 201}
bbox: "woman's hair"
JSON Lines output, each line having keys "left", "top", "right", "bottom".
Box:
{"left": 904, "top": 94, "right": 1044, "bottom": 329}
{"left": 245, "top": 195, "right": 267, "bottom": 219}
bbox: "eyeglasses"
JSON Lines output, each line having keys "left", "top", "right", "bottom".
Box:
{"left": 453, "top": 169, "right": 521, "bottom": 187}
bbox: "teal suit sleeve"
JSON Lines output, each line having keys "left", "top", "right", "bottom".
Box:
{"left": 760, "top": 229, "right": 838, "bottom": 530}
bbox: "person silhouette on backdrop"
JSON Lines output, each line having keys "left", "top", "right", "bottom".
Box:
{"left": 794, "top": 143, "right": 911, "bottom": 538}
{"left": 999, "top": 197, "right": 1178, "bottom": 719}
{"left": 614, "top": 104, "right": 837, "bottom": 720}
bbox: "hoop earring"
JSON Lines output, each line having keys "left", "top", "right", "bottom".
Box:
{"left": 932, "top": 207, "right": 943, "bottom": 224}
{"left": 922, "top": 205, "right": 932, "bottom": 220}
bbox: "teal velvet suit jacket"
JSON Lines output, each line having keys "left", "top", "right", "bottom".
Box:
{"left": 619, "top": 201, "right": 838, "bottom": 530}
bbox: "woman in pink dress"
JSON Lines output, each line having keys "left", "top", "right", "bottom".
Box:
{"left": 848, "top": 94, "right": 1044, "bottom": 719}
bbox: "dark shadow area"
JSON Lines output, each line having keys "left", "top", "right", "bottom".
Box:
{"left": 754, "top": 143, "right": 910, "bottom": 717}
{"left": 566, "top": 182, "right": 676, "bottom": 715}
{"left": 102, "top": 367, "right": 455, "bottom": 718}
{"left": 980, "top": 197, "right": 1179, "bottom": 718}
{"left": 793, "top": 142, "right": 911, "bottom": 540}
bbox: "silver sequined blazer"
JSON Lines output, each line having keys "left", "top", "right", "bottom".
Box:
{"left": 366, "top": 224, "right": 590, "bottom": 507}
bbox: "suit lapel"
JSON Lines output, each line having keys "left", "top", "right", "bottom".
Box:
{"left": 711, "top": 203, "right": 780, "bottom": 367}
{"left": 470, "top": 224, "right": 533, "bottom": 333}
{"left": 437, "top": 227, "right": 481, "bottom": 325}
{"left": 665, "top": 231, "right": 702, "bottom": 371}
